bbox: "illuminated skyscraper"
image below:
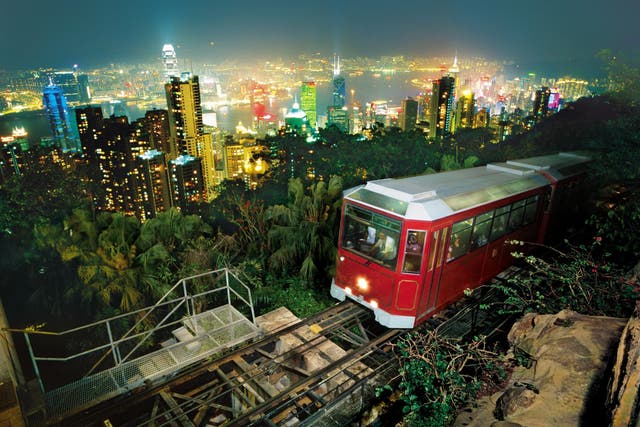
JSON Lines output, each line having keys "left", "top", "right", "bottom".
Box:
{"left": 399, "top": 98, "right": 418, "bottom": 132}
{"left": 136, "top": 149, "right": 172, "bottom": 221}
{"left": 170, "top": 154, "right": 205, "bottom": 211}
{"left": 429, "top": 76, "right": 455, "bottom": 139}
{"left": 162, "top": 44, "right": 180, "bottom": 80}
{"left": 95, "top": 115, "right": 136, "bottom": 213}
{"left": 77, "top": 74, "right": 91, "bottom": 103}
{"left": 165, "top": 74, "right": 203, "bottom": 159}
{"left": 533, "top": 87, "right": 551, "bottom": 118}
{"left": 332, "top": 55, "right": 346, "bottom": 108}
{"left": 43, "top": 81, "right": 76, "bottom": 152}
{"left": 53, "top": 71, "right": 80, "bottom": 104}
{"left": 454, "top": 90, "right": 475, "bottom": 131}
{"left": 76, "top": 106, "right": 104, "bottom": 159}
{"left": 144, "top": 109, "right": 171, "bottom": 154}
{"left": 165, "top": 74, "right": 218, "bottom": 199}
{"left": 284, "top": 101, "right": 310, "bottom": 134}
{"left": 300, "top": 82, "right": 317, "bottom": 128}
{"left": 327, "top": 106, "right": 349, "bottom": 133}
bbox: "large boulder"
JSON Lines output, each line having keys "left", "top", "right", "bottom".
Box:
{"left": 455, "top": 310, "right": 627, "bottom": 427}
{"left": 606, "top": 311, "right": 640, "bottom": 426}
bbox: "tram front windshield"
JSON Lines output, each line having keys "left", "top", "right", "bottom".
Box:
{"left": 341, "top": 204, "right": 401, "bottom": 269}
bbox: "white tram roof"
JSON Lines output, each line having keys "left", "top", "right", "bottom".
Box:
{"left": 506, "top": 152, "right": 590, "bottom": 181}
{"left": 344, "top": 152, "right": 590, "bottom": 221}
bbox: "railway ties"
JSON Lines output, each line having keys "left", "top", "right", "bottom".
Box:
{"left": 89, "top": 302, "right": 400, "bottom": 427}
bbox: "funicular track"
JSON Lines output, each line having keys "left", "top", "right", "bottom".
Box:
{"left": 53, "top": 274, "right": 518, "bottom": 427}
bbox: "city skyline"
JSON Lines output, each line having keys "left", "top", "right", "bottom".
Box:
{"left": 1, "top": 0, "right": 637, "bottom": 71}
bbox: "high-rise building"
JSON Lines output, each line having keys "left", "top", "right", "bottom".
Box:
{"left": 300, "top": 82, "right": 317, "bottom": 128}
{"left": 136, "top": 149, "right": 172, "bottom": 221}
{"left": 327, "top": 106, "right": 349, "bottom": 133}
{"left": 43, "top": 81, "right": 77, "bottom": 152}
{"left": 474, "top": 108, "right": 489, "bottom": 129}
{"left": 533, "top": 86, "right": 551, "bottom": 119}
{"left": 53, "top": 72, "right": 80, "bottom": 104}
{"left": 162, "top": 44, "right": 180, "bottom": 80}
{"left": 165, "top": 74, "right": 203, "bottom": 159}
{"left": 76, "top": 106, "right": 104, "bottom": 159}
{"left": 399, "top": 98, "right": 418, "bottom": 132}
{"left": 165, "top": 74, "right": 218, "bottom": 200}
{"left": 170, "top": 154, "right": 205, "bottom": 211}
{"left": 454, "top": 90, "right": 475, "bottom": 131}
{"left": 284, "top": 101, "right": 310, "bottom": 134}
{"left": 332, "top": 55, "right": 346, "bottom": 108}
{"left": 429, "top": 76, "right": 455, "bottom": 139}
{"left": 77, "top": 74, "right": 91, "bottom": 104}
{"left": 144, "top": 109, "right": 171, "bottom": 153}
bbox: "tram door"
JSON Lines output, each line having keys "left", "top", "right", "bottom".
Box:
{"left": 418, "top": 227, "right": 449, "bottom": 317}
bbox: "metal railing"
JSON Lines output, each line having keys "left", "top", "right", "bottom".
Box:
{"left": 5, "top": 268, "right": 255, "bottom": 395}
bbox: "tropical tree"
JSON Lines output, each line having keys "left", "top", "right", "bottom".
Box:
{"left": 266, "top": 176, "right": 343, "bottom": 287}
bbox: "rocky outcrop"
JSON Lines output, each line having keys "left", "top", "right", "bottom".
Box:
{"left": 455, "top": 310, "right": 627, "bottom": 427}
{"left": 607, "top": 312, "right": 640, "bottom": 426}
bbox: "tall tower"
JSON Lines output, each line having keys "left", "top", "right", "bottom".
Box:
{"left": 165, "top": 74, "right": 203, "bottom": 159}
{"left": 332, "top": 55, "right": 346, "bottom": 108}
{"left": 429, "top": 76, "right": 455, "bottom": 139}
{"left": 162, "top": 44, "right": 180, "bottom": 80}
{"left": 144, "top": 109, "right": 171, "bottom": 154}
{"left": 53, "top": 71, "right": 80, "bottom": 104}
{"left": 136, "top": 149, "right": 172, "bottom": 221}
{"left": 43, "top": 81, "right": 75, "bottom": 152}
{"left": 533, "top": 87, "right": 551, "bottom": 119}
{"left": 77, "top": 74, "right": 91, "bottom": 104}
{"left": 454, "top": 90, "right": 475, "bottom": 131}
{"left": 76, "top": 106, "right": 104, "bottom": 159}
{"left": 400, "top": 98, "right": 418, "bottom": 132}
{"left": 165, "top": 74, "right": 217, "bottom": 200}
{"left": 170, "top": 154, "right": 205, "bottom": 211}
{"left": 300, "top": 82, "right": 317, "bottom": 128}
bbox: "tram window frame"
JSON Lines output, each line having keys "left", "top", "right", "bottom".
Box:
{"left": 427, "top": 230, "right": 440, "bottom": 271}
{"left": 523, "top": 195, "right": 540, "bottom": 225}
{"left": 490, "top": 205, "right": 510, "bottom": 241}
{"left": 447, "top": 219, "right": 473, "bottom": 262}
{"left": 507, "top": 199, "right": 526, "bottom": 231}
{"left": 341, "top": 204, "right": 402, "bottom": 270}
{"left": 402, "top": 230, "right": 426, "bottom": 274}
{"left": 471, "top": 211, "right": 493, "bottom": 250}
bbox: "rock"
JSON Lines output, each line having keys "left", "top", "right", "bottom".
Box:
{"left": 494, "top": 384, "right": 538, "bottom": 419}
{"left": 607, "top": 312, "right": 640, "bottom": 426}
{"left": 455, "top": 310, "right": 627, "bottom": 427}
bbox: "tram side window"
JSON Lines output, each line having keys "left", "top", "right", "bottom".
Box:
{"left": 507, "top": 200, "right": 526, "bottom": 231}
{"left": 523, "top": 195, "right": 540, "bottom": 225}
{"left": 341, "top": 205, "right": 401, "bottom": 270}
{"left": 427, "top": 230, "right": 440, "bottom": 271}
{"left": 448, "top": 219, "right": 473, "bottom": 262}
{"left": 490, "top": 205, "right": 510, "bottom": 241}
{"left": 403, "top": 230, "right": 426, "bottom": 274}
{"left": 471, "top": 211, "right": 493, "bottom": 250}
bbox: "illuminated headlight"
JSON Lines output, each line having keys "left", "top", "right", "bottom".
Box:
{"left": 370, "top": 300, "right": 379, "bottom": 309}
{"left": 339, "top": 256, "right": 345, "bottom": 262}
{"left": 345, "top": 286, "right": 352, "bottom": 295}
{"left": 356, "top": 277, "right": 369, "bottom": 291}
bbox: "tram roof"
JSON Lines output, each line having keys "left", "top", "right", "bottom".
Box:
{"left": 344, "top": 152, "right": 590, "bottom": 221}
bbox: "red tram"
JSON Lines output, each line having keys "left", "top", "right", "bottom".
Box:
{"left": 330, "top": 152, "right": 591, "bottom": 328}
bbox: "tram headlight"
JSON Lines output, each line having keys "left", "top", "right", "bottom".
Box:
{"left": 370, "top": 300, "right": 379, "bottom": 309}
{"left": 339, "top": 256, "right": 345, "bottom": 262}
{"left": 345, "top": 286, "right": 353, "bottom": 295}
{"left": 356, "top": 277, "right": 369, "bottom": 292}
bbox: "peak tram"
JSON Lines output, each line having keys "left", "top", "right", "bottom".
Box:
{"left": 331, "top": 152, "right": 590, "bottom": 328}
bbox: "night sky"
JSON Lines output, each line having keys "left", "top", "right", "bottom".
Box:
{"left": 2, "top": 0, "right": 638, "bottom": 70}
